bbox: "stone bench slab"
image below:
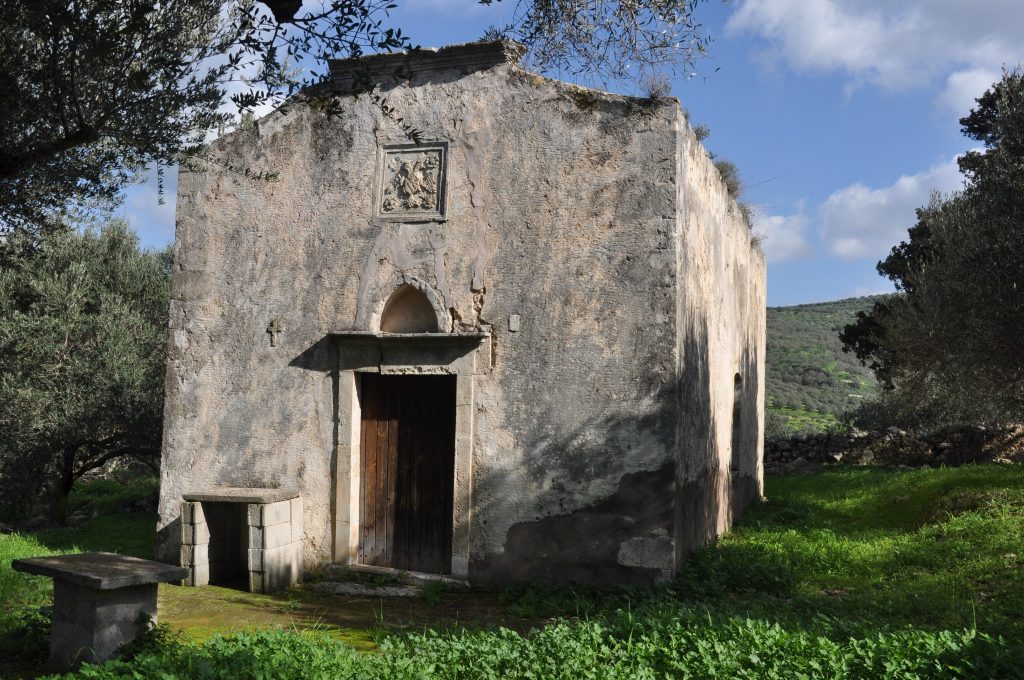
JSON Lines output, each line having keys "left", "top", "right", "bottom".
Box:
{"left": 12, "top": 552, "right": 187, "bottom": 670}
{"left": 183, "top": 487, "right": 299, "bottom": 504}
{"left": 13, "top": 552, "right": 187, "bottom": 590}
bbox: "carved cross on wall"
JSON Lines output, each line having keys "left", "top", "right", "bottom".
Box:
{"left": 267, "top": 319, "right": 283, "bottom": 347}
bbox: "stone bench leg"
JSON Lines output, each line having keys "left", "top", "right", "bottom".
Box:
{"left": 50, "top": 579, "right": 158, "bottom": 669}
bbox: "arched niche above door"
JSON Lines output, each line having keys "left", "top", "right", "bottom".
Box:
{"left": 380, "top": 284, "right": 439, "bottom": 333}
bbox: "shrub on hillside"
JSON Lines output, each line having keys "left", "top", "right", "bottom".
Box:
{"left": 764, "top": 409, "right": 792, "bottom": 441}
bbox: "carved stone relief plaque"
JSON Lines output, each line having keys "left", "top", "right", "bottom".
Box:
{"left": 374, "top": 143, "right": 447, "bottom": 221}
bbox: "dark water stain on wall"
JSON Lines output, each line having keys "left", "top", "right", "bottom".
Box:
{"left": 471, "top": 463, "right": 675, "bottom": 587}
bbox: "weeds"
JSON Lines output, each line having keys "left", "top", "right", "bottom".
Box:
{"left": 499, "top": 583, "right": 598, "bottom": 619}
{"left": 281, "top": 595, "right": 303, "bottom": 613}
{"left": 6, "top": 466, "right": 1024, "bottom": 678}
{"left": 418, "top": 580, "right": 447, "bottom": 605}
{"left": 567, "top": 86, "right": 599, "bottom": 112}
{"left": 44, "top": 615, "right": 1024, "bottom": 679}
{"left": 369, "top": 600, "right": 388, "bottom": 646}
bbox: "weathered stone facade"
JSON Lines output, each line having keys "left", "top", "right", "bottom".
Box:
{"left": 157, "top": 41, "right": 766, "bottom": 587}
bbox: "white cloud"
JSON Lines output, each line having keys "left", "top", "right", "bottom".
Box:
{"left": 819, "top": 158, "right": 962, "bottom": 259}
{"left": 726, "top": 0, "right": 1024, "bottom": 106}
{"left": 938, "top": 67, "right": 1002, "bottom": 116}
{"left": 752, "top": 205, "right": 814, "bottom": 262}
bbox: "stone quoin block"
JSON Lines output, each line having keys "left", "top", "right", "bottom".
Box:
{"left": 292, "top": 541, "right": 305, "bottom": 578}
{"left": 263, "top": 550, "right": 300, "bottom": 592}
{"left": 247, "top": 503, "right": 262, "bottom": 527}
{"left": 248, "top": 542, "right": 303, "bottom": 594}
{"left": 261, "top": 499, "right": 292, "bottom": 527}
{"left": 247, "top": 526, "right": 263, "bottom": 550}
{"left": 184, "top": 562, "right": 210, "bottom": 587}
{"left": 181, "top": 521, "right": 210, "bottom": 546}
{"left": 247, "top": 549, "right": 263, "bottom": 571}
{"left": 250, "top": 542, "right": 302, "bottom": 575}
{"left": 248, "top": 571, "right": 263, "bottom": 593}
{"left": 249, "top": 522, "right": 292, "bottom": 550}
{"left": 180, "top": 501, "right": 205, "bottom": 525}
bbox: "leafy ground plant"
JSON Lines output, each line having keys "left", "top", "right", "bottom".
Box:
{"left": 46, "top": 612, "right": 1024, "bottom": 679}
{"left": 4, "top": 466, "right": 1023, "bottom": 678}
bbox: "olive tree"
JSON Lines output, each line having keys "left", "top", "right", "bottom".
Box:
{"left": 0, "top": 222, "right": 170, "bottom": 519}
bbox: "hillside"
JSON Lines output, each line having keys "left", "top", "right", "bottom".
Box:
{"left": 767, "top": 296, "right": 884, "bottom": 430}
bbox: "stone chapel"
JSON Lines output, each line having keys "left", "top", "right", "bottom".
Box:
{"left": 157, "top": 41, "right": 767, "bottom": 591}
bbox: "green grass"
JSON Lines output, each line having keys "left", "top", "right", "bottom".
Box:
{"left": 0, "top": 531, "right": 63, "bottom": 670}
{"left": 65, "top": 477, "right": 159, "bottom": 517}
{"left": 31, "top": 513, "right": 157, "bottom": 559}
{"left": 0, "top": 531, "right": 58, "bottom": 619}
{"left": 678, "top": 466, "right": 1024, "bottom": 638}
{"left": 3, "top": 466, "right": 1024, "bottom": 678}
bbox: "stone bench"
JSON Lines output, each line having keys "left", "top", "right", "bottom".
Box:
{"left": 12, "top": 552, "right": 187, "bottom": 670}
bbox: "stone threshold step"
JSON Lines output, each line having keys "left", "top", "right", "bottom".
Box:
{"left": 314, "top": 563, "right": 469, "bottom": 598}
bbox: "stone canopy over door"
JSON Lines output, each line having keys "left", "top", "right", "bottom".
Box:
{"left": 358, "top": 373, "right": 456, "bottom": 574}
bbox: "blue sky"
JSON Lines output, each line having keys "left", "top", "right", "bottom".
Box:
{"left": 121, "top": 0, "right": 1023, "bottom": 306}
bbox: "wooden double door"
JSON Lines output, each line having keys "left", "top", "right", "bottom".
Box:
{"left": 358, "top": 374, "right": 456, "bottom": 574}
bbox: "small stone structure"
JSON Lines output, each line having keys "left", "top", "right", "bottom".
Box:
{"left": 158, "top": 41, "right": 767, "bottom": 586}
{"left": 12, "top": 552, "right": 186, "bottom": 670}
{"left": 180, "top": 488, "right": 303, "bottom": 592}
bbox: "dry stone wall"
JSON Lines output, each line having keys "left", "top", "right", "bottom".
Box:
{"left": 765, "top": 423, "right": 1024, "bottom": 473}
